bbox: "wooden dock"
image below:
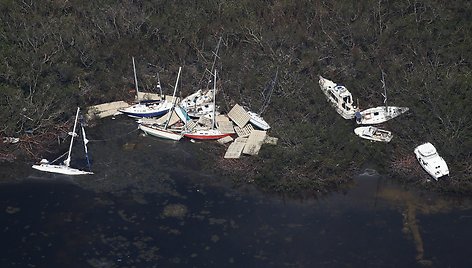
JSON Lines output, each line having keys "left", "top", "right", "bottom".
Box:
{"left": 243, "top": 130, "right": 267, "bottom": 156}
{"left": 224, "top": 137, "right": 248, "bottom": 159}
{"left": 228, "top": 104, "right": 250, "bottom": 128}
{"left": 234, "top": 124, "right": 254, "bottom": 137}
{"left": 86, "top": 101, "right": 129, "bottom": 120}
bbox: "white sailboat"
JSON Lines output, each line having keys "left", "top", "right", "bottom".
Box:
{"left": 139, "top": 67, "right": 185, "bottom": 141}
{"left": 414, "top": 142, "right": 449, "bottom": 180}
{"left": 32, "top": 107, "right": 93, "bottom": 175}
{"left": 354, "top": 126, "right": 393, "bottom": 143}
{"left": 355, "top": 72, "right": 409, "bottom": 125}
{"left": 318, "top": 76, "right": 359, "bottom": 119}
{"left": 184, "top": 71, "right": 232, "bottom": 140}
{"left": 118, "top": 57, "right": 172, "bottom": 118}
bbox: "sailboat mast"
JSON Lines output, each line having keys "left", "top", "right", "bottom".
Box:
{"left": 132, "top": 57, "right": 139, "bottom": 100}
{"left": 65, "top": 107, "right": 80, "bottom": 167}
{"left": 80, "top": 117, "right": 92, "bottom": 171}
{"left": 164, "top": 67, "right": 182, "bottom": 129}
{"left": 156, "top": 71, "right": 163, "bottom": 99}
{"left": 381, "top": 70, "right": 387, "bottom": 111}
{"left": 212, "top": 70, "right": 216, "bottom": 130}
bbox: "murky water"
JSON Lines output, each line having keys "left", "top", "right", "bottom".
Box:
{"left": 1, "top": 118, "right": 471, "bottom": 267}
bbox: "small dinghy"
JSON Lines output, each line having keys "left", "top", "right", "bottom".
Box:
{"left": 414, "top": 142, "right": 449, "bottom": 180}
{"left": 354, "top": 126, "right": 392, "bottom": 143}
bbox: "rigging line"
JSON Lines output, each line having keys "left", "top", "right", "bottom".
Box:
{"left": 87, "top": 127, "right": 140, "bottom": 142}
{"left": 49, "top": 151, "right": 69, "bottom": 164}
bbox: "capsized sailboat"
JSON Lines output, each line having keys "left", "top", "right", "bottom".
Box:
{"left": 139, "top": 67, "right": 186, "bottom": 141}
{"left": 318, "top": 76, "right": 359, "bottom": 119}
{"left": 32, "top": 107, "right": 93, "bottom": 175}
{"left": 184, "top": 71, "right": 232, "bottom": 140}
{"left": 118, "top": 57, "right": 172, "bottom": 118}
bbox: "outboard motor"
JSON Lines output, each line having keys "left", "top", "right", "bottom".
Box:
{"left": 355, "top": 111, "right": 362, "bottom": 123}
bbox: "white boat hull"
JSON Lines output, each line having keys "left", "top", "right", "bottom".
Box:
{"left": 354, "top": 126, "right": 392, "bottom": 142}
{"left": 414, "top": 142, "right": 449, "bottom": 180}
{"left": 118, "top": 102, "right": 173, "bottom": 118}
{"left": 32, "top": 164, "right": 93, "bottom": 175}
{"left": 248, "top": 111, "right": 270, "bottom": 130}
{"left": 319, "top": 76, "right": 359, "bottom": 119}
{"left": 356, "top": 106, "right": 409, "bottom": 125}
{"left": 180, "top": 89, "right": 214, "bottom": 110}
{"left": 139, "top": 124, "right": 183, "bottom": 141}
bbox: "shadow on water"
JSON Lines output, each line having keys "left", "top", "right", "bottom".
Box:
{"left": 0, "top": 118, "right": 471, "bottom": 267}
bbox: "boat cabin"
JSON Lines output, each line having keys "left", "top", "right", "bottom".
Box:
{"left": 319, "top": 76, "right": 358, "bottom": 119}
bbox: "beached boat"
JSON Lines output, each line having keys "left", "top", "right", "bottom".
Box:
{"left": 184, "top": 128, "right": 231, "bottom": 140}
{"left": 355, "top": 72, "right": 408, "bottom": 125}
{"left": 186, "top": 102, "right": 216, "bottom": 118}
{"left": 118, "top": 57, "right": 172, "bottom": 118}
{"left": 139, "top": 123, "right": 183, "bottom": 141}
{"left": 180, "top": 89, "right": 214, "bottom": 111}
{"left": 354, "top": 126, "right": 392, "bottom": 143}
{"left": 318, "top": 76, "right": 359, "bottom": 119}
{"left": 32, "top": 107, "right": 93, "bottom": 175}
{"left": 139, "top": 67, "right": 185, "bottom": 141}
{"left": 247, "top": 111, "right": 270, "bottom": 130}
{"left": 184, "top": 71, "right": 232, "bottom": 140}
{"left": 355, "top": 106, "right": 409, "bottom": 125}
{"left": 414, "top": 142, "right": 449, "bottom": 180}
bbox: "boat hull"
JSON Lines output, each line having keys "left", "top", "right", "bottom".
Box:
{"left": 318, "top": 76, "right": 359, "bottom": 119}
{"left": 184, "top": 129, "right": 232, "bottom": 140}
{"left": 118, "top": 102, "right": 172, "bottom": 118}
{"left": 139, "top": 124, "right": 183, "bottom": 141}
{"left": 414, "top": 143, "right": 449, "bottom": 180}
{"left": 356, "top": 106, "right": 409, "bottom": 125}
{"left": 248, "top": 111, "right": 270, "bottom": 130}
{"left": 32, "top": 164, "right": 93, "bottom": 175}
{"left": 354, "top": 126, "right": 392, "bottom": 142}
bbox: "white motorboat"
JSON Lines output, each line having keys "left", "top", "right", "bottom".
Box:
{"left": 354, "top": 126, "right": 392, "bottom": 143}
{"left": 414, "top": 142, "right": 449, "bottom": 180}
{"left": 247, "top": 111, "right": 270, "bottom": 130}
{"left": 318, "top": 76, "right": 359, "bottom": 119}
{"left": 32, "top": 107, "right": 93, "bottom": 175}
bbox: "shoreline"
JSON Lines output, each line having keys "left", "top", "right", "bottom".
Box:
{"left": 1, "top": 119, "right": 471, "bottom": 196}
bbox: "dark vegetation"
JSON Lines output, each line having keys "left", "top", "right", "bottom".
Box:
{"left": 1, "top": 0, "right": 471, "bottom": 193}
